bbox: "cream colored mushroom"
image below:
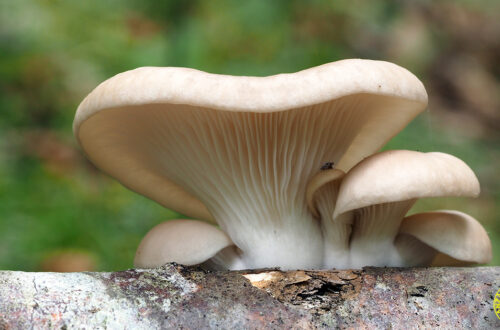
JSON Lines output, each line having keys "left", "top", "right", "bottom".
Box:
{"left": 74, "top": 59, "right": 427, "bottom": 270}
{"left": 400, "top": 210, "right": 492, "bottom": 266}
{"left": 314, "top": 150, "right": 491, "bottom": 268}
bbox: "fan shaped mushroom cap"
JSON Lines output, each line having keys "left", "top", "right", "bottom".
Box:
{"left": 334, "top": 150, "right": 480, "bottom": 218}
{"left": 134, "top": 219, "right": 235, "bottom": 268}
{"left": 74, "top": 60, "right": 428, "bottom": 269}
{"left": 74, "top": 59, "right": 426, "bottom": 125}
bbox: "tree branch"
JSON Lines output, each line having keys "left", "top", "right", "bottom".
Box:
{"left": 0, "top": 265, "right": 499, "bottom": 328}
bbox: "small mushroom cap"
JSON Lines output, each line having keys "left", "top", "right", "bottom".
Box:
{"left": 399, "top": 210, "right": 492, "bottom": 265}
{"left": 74, "top": 60, "right": 427, "bottom": 221}
{"left": 134, "top": 219, "right": 234, "bottom": 268}
{"left": 334, "top": 150, "right": 480, "bottom": 218}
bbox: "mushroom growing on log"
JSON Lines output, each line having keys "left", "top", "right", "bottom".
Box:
{"left": 309, "top": 150, "right": 491, "bottom": 268}
{"left": 74, "top": 59, "right": 491, "bottom": 270}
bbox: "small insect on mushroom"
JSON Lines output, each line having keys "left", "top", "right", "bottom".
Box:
{"left": 321, "top": 162, "right": 335, "bottom": 170}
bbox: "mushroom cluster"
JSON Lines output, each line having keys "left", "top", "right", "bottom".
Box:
{"left": 74, "top": 59, "right": 492, "bottom": 270}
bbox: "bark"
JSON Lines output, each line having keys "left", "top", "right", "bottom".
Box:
{"left": 0, "top": 264, "right": 499, "bottom": 329}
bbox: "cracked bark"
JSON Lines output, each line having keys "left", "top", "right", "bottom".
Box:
{"left": 0, "top": 265, "right": 499, "bottom": 329}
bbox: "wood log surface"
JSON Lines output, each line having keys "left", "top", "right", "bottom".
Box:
{"left": 0, "top": 264, "right": 499, "bottom": 329}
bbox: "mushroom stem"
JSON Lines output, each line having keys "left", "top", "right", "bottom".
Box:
{"left": 348, "top": 199, "right": 416, "bottom": 267}
{"left": 212, "top": 207, "right": 324, "bottom": 270}
{"left": 322, "top": 215, "right": 352, "bottom": 269}
{"left": 200, "top": 246, "right": 246, "bottom": 271}
{"left": 312, "top": 175, "right": 353, "bottom": 269}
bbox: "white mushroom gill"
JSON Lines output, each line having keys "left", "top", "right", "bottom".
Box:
{"left": 80, "top": 95, "right": 416, "bottom": 269}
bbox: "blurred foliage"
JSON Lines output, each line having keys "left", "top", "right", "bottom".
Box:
{"left": 0, "top": 0, "right": 498, "bottom": 270}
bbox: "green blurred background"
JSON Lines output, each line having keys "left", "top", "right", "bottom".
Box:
{"left": 0, "top": 0, "right": 498, "bottom": 271}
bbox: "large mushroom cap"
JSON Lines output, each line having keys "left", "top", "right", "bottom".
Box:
{"left": 74, "top": 60, "right": 427, "bottom": 223}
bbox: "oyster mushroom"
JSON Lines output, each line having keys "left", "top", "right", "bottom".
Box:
{"left": 74, "top": 59, "right": 427, "bottom": 270}
{"left": 312, "top": 150, "right": 492, "bottom": 268}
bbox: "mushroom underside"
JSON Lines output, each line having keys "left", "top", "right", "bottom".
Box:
{"left": 132, "top": 150, "right": 491, "bottom": 270}
{"left": 79, "top": 94, "right": 423, "bottom": 269}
